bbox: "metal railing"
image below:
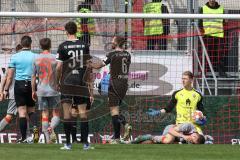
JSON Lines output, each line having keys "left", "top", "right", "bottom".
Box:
{"left": 194, "top": 22, "right": 218, "bottom": 95}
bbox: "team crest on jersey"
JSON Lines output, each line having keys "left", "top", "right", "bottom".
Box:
{"left": 192, "top": 94, "right": 196, "bottom": 98}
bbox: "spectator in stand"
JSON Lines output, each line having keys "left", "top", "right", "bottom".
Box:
{"left": 143, "top": 0, "right": 170, "bottom": 50}
{"left": 199, "top": 0, "right": 228, "bottom": 77}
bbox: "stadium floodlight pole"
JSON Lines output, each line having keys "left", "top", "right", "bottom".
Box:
{"left": 1, "top": 12, "right": 240, "bottom": 19}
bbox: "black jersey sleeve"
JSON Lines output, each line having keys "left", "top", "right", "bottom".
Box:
{"left": 128, "top": 52, "right": 131, "bottom": 63}
{"left": 103, "top": 52, "right": 112, "bottom": 65}
{"left": 56, "top": 43, "right": 65, "bottom": 62}
{"left": 164, "top": 90, "right": 178, "bottom": 113}
{"left": 197, "top": 94, "right": 205, "bottom": 114}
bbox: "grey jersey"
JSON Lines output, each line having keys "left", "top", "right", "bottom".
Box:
{"left": 162, "top": 123, "right": 196, "bottom": 136}
{"left": 178, "top": 123, "right": 197, "bottom": 135}
{"left": 33, "top": 53, "right": 59, "bottom": 97}
{"left": 8, "top": 78, "right": 15, "bottom": 99}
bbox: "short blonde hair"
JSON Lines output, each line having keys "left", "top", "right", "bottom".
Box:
{"left": 183, "top": 71, "right": 194, "bottom": 79}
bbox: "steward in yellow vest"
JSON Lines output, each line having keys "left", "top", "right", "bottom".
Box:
{"left": 76, "top": 2, "right": 95, "bottom": 45}
{"left": 200, "top": 1, "right": 224, "bottom": 38}
{"left": 143, "top": 0, "right": 169, "bottom": 50}
{"left": 199, "top": 0, "right": 228, "bottom": 77}
{"left": 143, "top": 1, "right": 163, "bottom": 36}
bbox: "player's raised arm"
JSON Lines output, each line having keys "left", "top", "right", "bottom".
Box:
{"left": 146, "top": 91, "right": 177, "bottom": 116}
{"left": 88, "top": 57, "right": 106, "bottom": 69}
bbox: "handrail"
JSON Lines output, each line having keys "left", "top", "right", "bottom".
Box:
{"left": 194, "top": 22, "right": 218, "bottom": 95}
{"left": 193, "top": 50, "right": 213, "bottom": 95}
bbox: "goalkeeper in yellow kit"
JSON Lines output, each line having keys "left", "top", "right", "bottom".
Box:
{"left": 147, "top": 71, "right": 206, "bottom": 134}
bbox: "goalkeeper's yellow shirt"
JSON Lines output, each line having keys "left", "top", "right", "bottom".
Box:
{"left": 164, "top": 88, "right": 204, "bottom": 134}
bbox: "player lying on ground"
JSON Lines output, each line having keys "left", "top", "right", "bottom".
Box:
{"left": 128, "top": 123, "right": 205, "bottom": 144}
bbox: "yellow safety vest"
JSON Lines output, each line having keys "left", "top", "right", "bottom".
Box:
{"left": 76, "top": 8, "right": 95, "bottom": 38}
{"left": 203, "top": 5, "right": 224, "bottom": 38}
{"left": 143, "top": 2, "right": 163, "bottom": 36}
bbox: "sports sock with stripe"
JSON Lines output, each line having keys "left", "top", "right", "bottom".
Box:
{"left": 42, "top": 117, "right": 50, "bottom": 143}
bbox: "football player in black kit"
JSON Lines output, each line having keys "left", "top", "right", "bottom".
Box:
{"left": 90, "top": 36, "right": 131, "bottom": 143}
{"left": 56, "top": 21, "right": 92, "bottom": 150}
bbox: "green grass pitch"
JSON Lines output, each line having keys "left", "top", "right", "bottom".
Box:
{"left": 0, "top": 144, "right": 239, "bottom": 160}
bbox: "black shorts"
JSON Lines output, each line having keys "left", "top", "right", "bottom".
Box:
{"left": 61, "top": 94, "right": 89, "bottom": 105}
{"left": 14, "top": 80, "right": 35, "bottom": 107}
{"left": 71, "top": 98, "right": 91, "bottom": 110}
{"left": 108, "top": 79, "right": 128, "bottom": 107}
{"left": 86, "top": 98, "right": 91, "bottom": 110}
{"left": 61, "top": 73, "right": 90, "bottom": 105}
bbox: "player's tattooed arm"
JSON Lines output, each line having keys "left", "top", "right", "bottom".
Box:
{"left": 89, "top": 52, "right": 112, "bottom": 69}
{"left": 88, "top": 58, "right": 105, "bottom": 69}
{"left": 86, "top": 68, "right": 94, "bottom": 104}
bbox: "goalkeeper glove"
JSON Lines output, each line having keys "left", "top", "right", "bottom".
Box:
{"left": 146, "top": 108, "right": 161, "bottom": 116}
{"left": 195, "top": 117, "right": 207, "bottom": 126}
